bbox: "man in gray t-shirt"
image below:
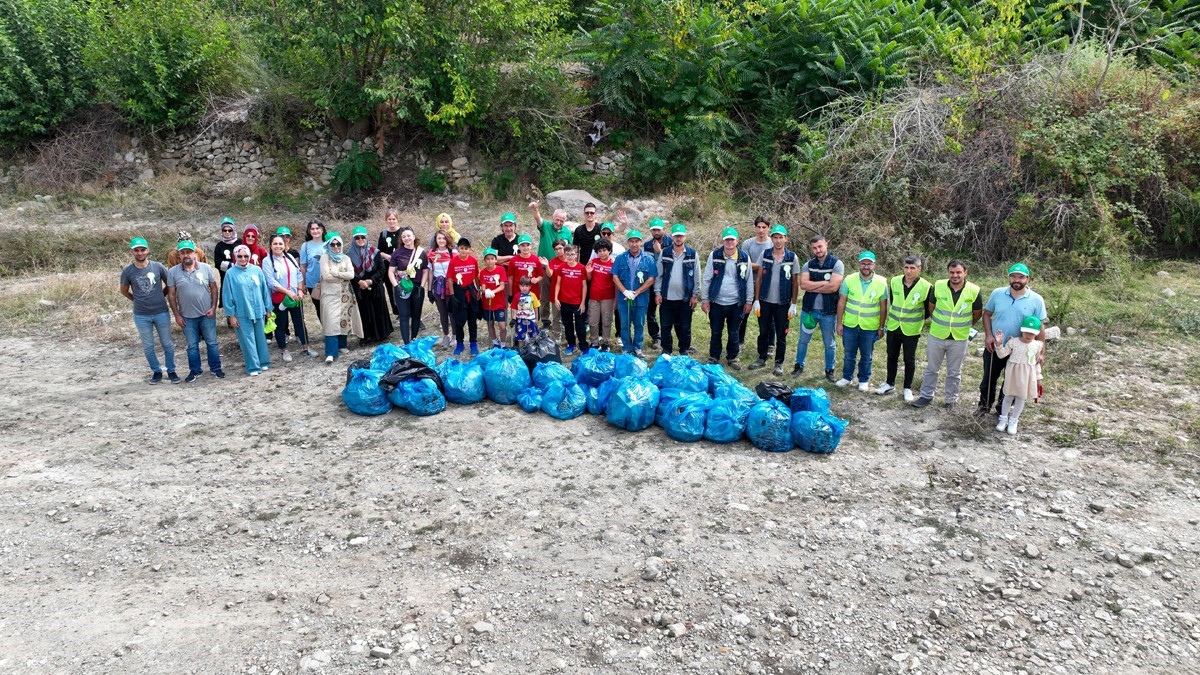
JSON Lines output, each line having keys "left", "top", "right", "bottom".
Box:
{"left": 120, "top": 236, "right": 177, "bottom": 383}
{"left": 167, "top": 240, "right": 223, "bottom": 382}
{"left": 737, "top": 216, "right": 772, "bottom": 345}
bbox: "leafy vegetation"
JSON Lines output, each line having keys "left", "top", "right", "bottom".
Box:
{"left": 331, "top": 142, "right": 382, "bottom": 195}
{"left": 0, "top": 0, "right": 92, "bottom": 143}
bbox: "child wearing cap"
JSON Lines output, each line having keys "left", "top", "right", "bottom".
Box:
{"left": 507, "top": 234, "right": 547, "bottom": 303}
{"left": 511, "top": 276, "right": 541, "bottom": 347}
{"left": 992, "top": 315, "right": 1044, "bottom": 435}
{"left": 479, "top": 248, "right": 509, "bottom": 348}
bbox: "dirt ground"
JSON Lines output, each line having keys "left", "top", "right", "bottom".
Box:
{"left": 1, "top": 314, "right": 1198, "bottom": 675}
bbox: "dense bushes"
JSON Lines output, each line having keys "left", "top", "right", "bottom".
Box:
{"left": 0, "top": 0, "right": 92, "bottom": 143}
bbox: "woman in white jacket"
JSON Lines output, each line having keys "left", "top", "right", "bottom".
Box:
{"left": 318, "top": 233, "right": 363, "bottom": 363}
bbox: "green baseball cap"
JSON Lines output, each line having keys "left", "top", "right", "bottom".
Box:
{"left": 648, "top": 218, "right": 665, "bottom": 230}
{"left": 220, "top": 217, "right": 235, "bottom": 226}
{"left": 176, "top": 240, "right": 196, "bottom": 251}
{"left": 1020, "top": 315, "right": 1042, "bottom": 333}
{"left": 516, "top": 234, "right": 532, "bottom": 245}
{"left": 130, "top": 237, "right": 148, "bottom": 250}
{"left": 858, "top": 251, "right": 876, "bottom": 262}
{"left": 325, "top": 231, "right": 341, "bottom": 243}
{"left": 275, "top": 226, "right": 291, "bottom": 236}
{"left": 500, "top": 212, "right": 516, "bottom": 224}
{"left": 483, "top": 247, "right": 498, "bottom": 257}
{"left": 601, "top": 222, "right": 615, "bottom": 232}
{"left": 721, "top": 227, "right": 738, "bottom": 240}
{"left": 351, "top": 226, "right": 369, "bottom": 238}
{"left": 626, "top": 229, "right": 643, "bottom": 241}
{"left": 769, "top": 224, "right": 787, "bottom": 236}
{"left": 670, "top": 223, "right": 687, "bottom": 235}
{"left": 1008, "top": 263, "right": 1031, "bottom": 277}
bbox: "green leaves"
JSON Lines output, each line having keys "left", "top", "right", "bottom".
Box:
{"left": 0, "top": 0, "right": 92, "bottom": 142}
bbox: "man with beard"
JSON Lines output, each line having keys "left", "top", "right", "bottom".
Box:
{"left": 572, "top": 202, "right": 602, "bottom": 263}
{"left": 120, "top": 237, "right": 177, "bottom": 384}
{"left": 911, "top": 260, "right": 981, "bottom": 412}
{"left": 167, "top": 240, "right": 223, "bottom": 382}
{"left": 977, "top": 263, "right": 1047, "bottom": 416}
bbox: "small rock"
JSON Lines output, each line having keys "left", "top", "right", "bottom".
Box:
{"left": 1107, "top": 335, "right": 1127, "bottom": 345}
{"left": 472, "top": 621, "right": 494, "bottom": 634}
{"left": 452, "top": 157, "right": 470, "bottom": 170}
{"left": 455, "top": 586, "right": 472, "bottom": 598}
{"left": 299, "top": 650, "right": 331, "bottom": 670}
{"left": 998, "top": 616, "right": 1016, "bottom": 629}
{"left": 1161, "top": 288, "right": 1177, "bottom": 298}
{"left": 638, "top": 646, "right": 654, "bottom": 660}
{"left": 1001, "top": 588, "right": 1022, "bottom": 599}
{"left": 1024, "top": 544, "right": 1041, "bottom": 559}
{"left": 730, "top": 613, "right": 751, "bottom": 627}
{"left": 1088, "top": 501, "right": 1109, "bottom": 513}
{"left": 369, "top": 646, "right": 392, "bottom": 659}
{"left": 455, "top": 201, "right": 470, "bottom": 211}
{"left": 667, "top": 623, "right": 687, "bottom": 638}
{"left": 892, "top": 652, "right": 910, "bottom": 662}
{"left": 960, "top": 550, "right": 975, "bottom": 562}
{"left": 1157, "top": 270, "right": 1170, "bottom": 277}
{"left": 37, "top": 299, "right": 56, "bottom": 307}
{"left": 1116, "top": 554, "right": 1136, "bottom": 568}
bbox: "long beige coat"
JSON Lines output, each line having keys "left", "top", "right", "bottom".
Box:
{"left": 320, "top": 255, "right": 363, "bottom": 339}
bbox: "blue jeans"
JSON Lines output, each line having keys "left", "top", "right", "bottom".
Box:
{"left": 841, "top": 325, "right": 880, "bottom": 383}
{"left": 233, "top": 317, "right": 270, "bottom": 374}
{"left": 183, "top": 315, "right": 222, "bottom": 374}
{"left": 619, "top": 300, "right": 647, "bottom": 353}
{"left": 133, "top": 311, "right": 176, "bottom": 373}
{"left": 324, "top": 334, "right": 347, "bottom": 359}
{"left": 795, "top": 310, "right": 836, "bottom": 371}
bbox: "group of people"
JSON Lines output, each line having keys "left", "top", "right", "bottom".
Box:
{"left": 121, "top": 203, "right": 1048, "bottom": 434}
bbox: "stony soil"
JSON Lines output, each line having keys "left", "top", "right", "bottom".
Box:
{"left": 1, "top": 319, "right": 1197, "bottom": 675}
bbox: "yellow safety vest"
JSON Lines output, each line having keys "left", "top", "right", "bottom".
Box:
{"left": 885, "top": 275, "right": 932, "bottom": 336}
{"left": 928, "top": 279, "right": 980, "bottom": 340}
{"left": 842, "top": 273, "right": 888, "bottom": 331}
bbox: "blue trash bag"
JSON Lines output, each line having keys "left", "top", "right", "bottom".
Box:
{"left": 388, "top": 378, "right": 447, "bottom": 416}
{"left": 701, "top": 363, "right": 740, "bottom": 395}
{"left": 572, "top": 350, "right": 616, "bottom": 387}
{"left": 655, "top": 388, "right": 684, "bottom": 426}
{"left": 790, "top": 387, "right": 832, "bottom": 415}
{"left": 746, "top": 399, "right": 794, "bottom": 452}
{"left": 791, "top": 411, "right": 848, "bottom": 454}
{"left": 606, "top": 378, "right": 660, "bottom": 431}
{"left": 370, "top": 343, "right": 410, "bottom": 372}
{"left": 647, "top": 354, "right": 708, "bottom": 393}
{"left": 407, "top": 335, "right": 440, "bottom": 368}
{"left": 436, "top": 359, "right": 486, "bottom": 405}
{"left": 660, "top": 391, "right": 713, "bottom": 442}
{"left": 586, "top": 378, "right": 622, "bottom": 415}
{"left": 484, "top": 349, "right": 531, "bottom": 405}
{"left": 614, "top": 353, "right": 650, "bottom": 379}
{"left": 533, "top": 361, "right": 576, "bottom": 389}
{"left": 541, "top": 381, "right": 587, "bottom": 420}
{"left": 517, "top": 386, "right": 543, "bottom": 413}
{"left": 704, "top": 384, "right": 759, "bottom": 443}
{"left": 342, "top": 368, "right": 392, "bottom": 416}
{"left": 472, "top": 347, "right": 503, "bottom": 371}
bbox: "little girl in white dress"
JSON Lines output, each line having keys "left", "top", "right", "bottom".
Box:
{"left": 993, "top": 315, "right": 1044, "bottom": 436}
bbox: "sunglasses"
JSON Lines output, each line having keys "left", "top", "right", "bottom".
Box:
{"left": 600, "top": 232, "right": 612, "bottom": 236}
{"left": 235, "top": 254, "right": 250, "bottom": 259}
{"left": 584, "top": 211, "right": 596, "bottom": 216}
{"left": 329, "top": 242, "right": 342, "bottom": 247}
{"left": 221, "top": 227, "right": 234, "bottom": 232}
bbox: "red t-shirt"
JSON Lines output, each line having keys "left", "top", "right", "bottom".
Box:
{"left": 556, "top": 262, "right": 586, "bottom": 305}
{"left": 447, "top": 255, "right": 479, "bottom": 288}
{"left": 508, "top": 254, "right": 544, "bottom": 298}
{"left": 588, "top": 257, "right": 616, "bottom": 301}
{"left": 479, "top": 265, "right": 508, "bottom": 311}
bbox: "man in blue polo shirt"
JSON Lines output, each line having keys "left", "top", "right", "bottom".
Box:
{"left": 977, "top": 262, "right": 1047, "bottom": 416}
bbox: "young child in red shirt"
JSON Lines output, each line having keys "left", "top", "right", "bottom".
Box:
{"left": 507, "top": 234, "right": 547, "bottom": 303}
{"left": 447, "top": 237, "right": 481, "bottom": 356}
{"left": 554, "top": 244, "right": 589, "bottom": 354}
{"left": 511, "top": 275, "right": 541, "bottom": 347}
{"left": 478, "top": 248, "right": 509, "bottom": 349}
{"left": 586, "top": 239, "right": 616, "bottom": 351}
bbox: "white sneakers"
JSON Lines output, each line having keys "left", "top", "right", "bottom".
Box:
{"left": 1006, "top": 419, "right": 1019, "bottom": 435}
{"left": 325, "top": 356, "right": 334, "bottom": 364}
{"left": 997, "top": 416, "right": 1019, "bottom": 435}
{"left": 835, "top": 378, "right": 851, "bottom": 387}
{"left": 903, "top": 389, "right": 914, "bottom": 402}
{"left": 282, "top": 350, "right": 293, "bottom": 363}
{"left": 857, "top": 381, "right": 869, "bottom": 392}
{"left": 875, "top": 383, "right": 895, "bottom": 395}
{"left": 996, "top": 415, "right": 1008, "bottom": 431}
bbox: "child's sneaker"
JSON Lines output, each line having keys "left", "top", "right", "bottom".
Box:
{"left": 563, "top": 345, "right": 576, "bottom": 356}
{"left": 1006, "top": 418, "right": 1019, "bottom": 435}
{"left": 469, "top": 342, "right": 479, "bottom": 356}
{"left": 996, "top": 415, "right": 1008, "bottom": 432}
{"left": 454, "top": 341, "right": 465, "bottom": 355}
{"left": 492, "top": 340, "right": 502, "bottom": 349}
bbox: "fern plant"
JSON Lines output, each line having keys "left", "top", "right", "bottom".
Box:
{"left": 331, "top": 142, "right": 382, "bottom": 195}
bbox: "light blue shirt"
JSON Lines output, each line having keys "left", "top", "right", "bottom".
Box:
{"left": 262, "top": 253, "right": 301, "bottom": 295}
{"left": 984, "top": 287, "right": 1047, "bottom": 340}
{"left": 300, "top": 241, "right": 325, "bottom": 289}
{"left": 222, "top": 264, "right": 272, "bottom": 318}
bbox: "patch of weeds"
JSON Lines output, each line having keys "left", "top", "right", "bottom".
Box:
{"left": 415, "top": 521, "right": 444, "bottom": 535}
{"left": 558, "top": 482, "right": 576, "bottom": 493}
{"left": 448, "top": 548, "right": 483, "bottom": 568}
{"left": 1050, "top": 431, "right": 1077, "bottom": 446}
{"left": 157, "top": 514, "right": 178, "bottom": 529}
{"left": 460, "top": 468, "right": 478, "bottom": 479}
{"left": 626, "top": 476, "right": 661, "bottom": 489}
{"left": 763, "top": 488, "right": 776, "bottom": 501}
{"left": 253, "top": 511, "right": 280, "bottom": 521}
{"left": 919, "top": 516, "right": 959, "bottom": 538}
{"left": 1077, "top": 539, "right": 1093, "bottom": 549}
{"left": 943, "top": 416, "right": 990, "bottom": 442}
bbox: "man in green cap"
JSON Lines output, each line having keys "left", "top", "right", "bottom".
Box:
{"left": 530, "top": 200, "right": 573, "bottom": 333}
{"left": 701, "top": 227, "right": 754, "bottom": 369}
{"left": 835, "top": 251, "right": 888, "bottom": 391}
{"left": 167, "top": 240, "right": 224, "bottom": 382}
{"left": 120, "top": 237, "right": 179, "bottom": 383}
{"left": 653, "top": 223, "right": 700, "bottom": 355}
{"left": 642, "top": 217, "right": 666, "bottom": 346}
{"left": 749, "top": 224, "right": 800, "bottom": 376}
{"left": 977, "top": 262, "right": 1048, "bottom": 416}
{"left": 611, "top": 229, "right": 657, "bottom": 357}
{"left": 490, "top": 212, "right": 519, "bottom": 267}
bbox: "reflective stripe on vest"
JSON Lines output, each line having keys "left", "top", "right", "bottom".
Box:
{"left": 843, "top": 273, "right": 888, "bottom": 330}
{"left": 885, "top": 275, "right": 932, "bottom": 335}
{"left": 928, "top": 279, "right": 980, "bottom": 340}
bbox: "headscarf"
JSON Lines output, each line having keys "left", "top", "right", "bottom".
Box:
{"left": 233, "top": 245, "right": 251, "bottom": 268}
{"left": 219, "top": 224, "right": 238, "bottom": 245}
{"left": 325, "top": 235, "right": 345, "bottom": 263}
{"left": 176, "top": 230, "right": 192, "bottom": 242}
{"left": 347, "top": 233, "right": 377, "bottom": 275}
{"left": 435, "top": 213, "right": 461, "bottom": 246}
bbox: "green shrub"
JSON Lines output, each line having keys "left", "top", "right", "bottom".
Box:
{"left": 330, "top": 142, "right": 382, "bottom": 195}
{"left": 0, "top": 0, "right": 92, "bottom": 143}
{"left": 86, "top": 0, "right": 244, "bottom": 130}
{"left": 416, "top": 167, "right": 447, "bottom": 195}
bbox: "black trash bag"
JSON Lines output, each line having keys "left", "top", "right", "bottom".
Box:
{"left": 378, "top": 357, "right": 444, "bottom": 394}
{"left": 344, "top": 359, "right": 374, "bottom": 385}
{"left": 519, "top": 334, "right": 562, "bottom": 371}
{"left": 755, "top": 381, "right": 791, "bottom": 405}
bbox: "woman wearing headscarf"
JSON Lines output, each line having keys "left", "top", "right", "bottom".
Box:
{"left": 167, "top": 230, "right": 209, "bottom": 267}
{"left": 221, "top": 244, "right": 273, "bottom": 376}
{"left": 435, "top": 213, "right": 462, "bottom": 248}
{"left": 299, "top": 220, "right": 326, "bottom": 316}
{"left": 318, "top": 232, "right": 361, "bottom": 363}
{"left": 263, "top": 234, "right": 317, "bottom": 362}
{"left": 214, "top": 217, "right": 240, "bottom": 309}
{"left": 347, "top": 225, "right": 393, "bottom": 343}
{"left": 387, "top": 228, "right": 426, "bottom": 345}
{"left": 241, "top": 225, "right": 269, "bottom": 266}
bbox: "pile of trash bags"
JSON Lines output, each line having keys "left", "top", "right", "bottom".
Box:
{"left": 343, "top": 345, "right": 848, "bottom": 453}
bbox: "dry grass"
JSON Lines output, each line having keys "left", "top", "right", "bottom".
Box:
{"left": 0, "top": 271, "right": 129, "bottom": 339}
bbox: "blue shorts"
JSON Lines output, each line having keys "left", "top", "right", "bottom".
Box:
{"left": 482, "top": 309, "right": 506, "bottom": 322}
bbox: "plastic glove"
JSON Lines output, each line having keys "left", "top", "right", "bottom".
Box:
{"left": 623, "top": 290, "right": 636, "bottom": 301}
{"left": 788, "top": 303, "right": 797, "bottom": 319}
{"left": 219, "top": 261, "right": 231, "bottom": 271}
{"left": 752, "top": 300, "right": 761, "bottom": 317}
{"left": 484, "top": 288, "right": 495, "bottom": 299}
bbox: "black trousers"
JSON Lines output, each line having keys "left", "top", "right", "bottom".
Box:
{"left": 659, "top": 299, "right": 693, "bottom": 354}
{"left": 738, "top": 311, "right": 750, "bottom": 345}
{"left": 561, "top": 302, "right": 587, "bottom": 348}
{"left": 645, "top": 301, "right": 660, "bottom": 341}
{"left": 979, "top": 348, "right": 1009, "bottom": 411}
{"left": 756, "top": 301, "right": 790, "bottom": 364}
{"left": 451, "top": 287, "right": 479, "bottom": 344}
{"left": 395, "top": 286, "right": 425, "bottom": 344}
{"left": 885, "top": 329, "right": 921, "bottom": 388}
{"left": 708, "top": 302, "right": 742, "bottom": 361}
